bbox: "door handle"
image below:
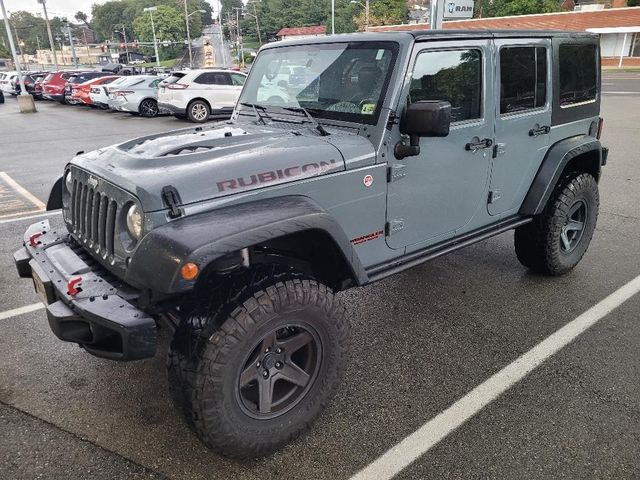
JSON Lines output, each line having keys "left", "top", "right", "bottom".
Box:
{"left": 529, "top": 125, "right": 551, "bottom": 137}
{"left": 465, "top": 138, "right": 493, "bottom": 151}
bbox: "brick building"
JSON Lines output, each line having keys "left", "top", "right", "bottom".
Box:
{"left": 370, "top": 6, "right": 640, "bottom": 67}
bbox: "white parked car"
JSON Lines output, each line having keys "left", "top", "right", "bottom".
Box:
{"left": 157, "top": 69, "right": 246, "bottom": 123}
{"left": 0, "top": 71, "right": 18, "bottom": 94}
{"left": 89, "top": 76, "right": 131, "bottom": 109}
{"left": 107, "top": 75, "right": 162, "bottom": 117}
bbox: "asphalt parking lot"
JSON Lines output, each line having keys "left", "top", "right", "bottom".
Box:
{"left": 0, "top": 72, "right": 639, "bottom": 480}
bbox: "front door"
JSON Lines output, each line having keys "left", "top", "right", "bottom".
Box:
{"left": 386, "top": 40, "right": 494, "bottom": 250}
{"left": 488, "top": 38, "right": 552, "bottom": 215}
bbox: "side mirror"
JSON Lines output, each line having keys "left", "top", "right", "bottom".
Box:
{"left": 395, "top": 100, "right": 452, "bottom": 159}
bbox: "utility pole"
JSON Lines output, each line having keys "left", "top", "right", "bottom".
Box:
{"left": 331, "top": 0, "right": 335, "bottom": 34}
{"left": 251, "top": 0, "right": 262, "bottom": 45}
{"left": 38, "top": 0, "right": 58, "bottom": 70}
{"left": 430, "top": 0, "right": 444, "bottom": 29}
{"left": 64, "top": 21, "right": 78, "bottom": 67}
{"left": 233, "top": 7, "right": 244, "bottom": 68}
{"left": 144, "top": 7, "right": 161, "bottom": 67}
{"left": 0, "top": 0, "right": 36, "bottom": 112}
{"left": 122, "top": 25, "right": 129, "bottom": 62}
{"left": 82, "top": 29, "right": 91, "bottom": 65}
{"left": 184, "top": 0, "right": 193, "bottom": 68}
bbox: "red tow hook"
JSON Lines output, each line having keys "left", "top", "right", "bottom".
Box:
{"left": 29, "top": 232, "right": 43, "bottom": 247}
{"left": 67, "top": 276, "right": 83, "bottom": 296}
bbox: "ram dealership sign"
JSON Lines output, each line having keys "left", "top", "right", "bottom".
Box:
{"left": 444, "top": 0, "right": 475, "bottom": 19}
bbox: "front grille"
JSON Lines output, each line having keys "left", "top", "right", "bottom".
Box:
{"left": 70, "top": 178, "right": 118, "bottom": 258}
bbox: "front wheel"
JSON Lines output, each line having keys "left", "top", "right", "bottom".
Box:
{"left": 167, "top": 268, "right": 349, "bottom": 458}
{"left": 187, "top": 100, "right": 210, "bottom": 123}
{"left": 515, "top": 171, "right": 599, "bottom": 275}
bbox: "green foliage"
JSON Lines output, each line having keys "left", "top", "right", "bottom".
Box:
{"left": 91, "top": 0, "right": 205, "bottom": 43}
{"left": 474, "top": 0, "right": 562, "bottom": 17}
{"left": 628, "top": 0, "right": 640, "bottom": 6}
{"left": 0, "top": 10, "right": 66, "bottom": 55}
{"left": 354, "top": 0, "right": 408, "bottom": 30}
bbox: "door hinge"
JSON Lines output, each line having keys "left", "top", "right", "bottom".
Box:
{"left": 386, "top": 110, "right": 399, "bottom": 130}
{"left": 386, "top": 219, "right": 405, "bottom": 236}
{"left": 388, "top": 164, "right": 407, "bottom": 183}
{"left": 488, "top": 190, "right": 502, "bottom": 204}
{"left": 493, "top": 143, "right": 506, "bottom": 158}
{"left": 162, "top": 185, "right": 183, "bottom": 219}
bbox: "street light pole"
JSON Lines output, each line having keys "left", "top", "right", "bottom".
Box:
{"left": 184, "top": 0, "right": 193, "bottom": 67}
{"left": 144, "top": 7, "right": 161, "bottom": 67}
{"left": 64, "top": 21, "right": 78, "bottom": 67}
{"left": 350, "top": 0, "right": 370, "bottom": 31}
{"left": 38, "top": 0, "right": 58, "bottom": 70}
{"left": 0, "top": 0, "right": 36, "bottom": 112}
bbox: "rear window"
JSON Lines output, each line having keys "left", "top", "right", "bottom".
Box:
{"left": 44, "top": 73, "right": 53, "bottom": 82}
{"left": 559, "top": 44, "right": 597, "bottom": 107}
{"left": 163, "top": 73, "right": 186, "bottom": 85}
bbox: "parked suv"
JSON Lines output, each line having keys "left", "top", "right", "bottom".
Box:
{"left": 15, "top": 31, "right": 607, "bottom": 459}
{"left": 158, "top": 69, "right": 246, "bottom": 122}
{"left": 41, "top": 70, "right": 82, "bottom": 102}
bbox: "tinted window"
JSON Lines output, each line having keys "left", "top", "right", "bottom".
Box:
{"left": 230, "top": 73, "right": 245, "bottom": 86}
{"left": 194, "top": 72, "right": 231, "bottom": 85}
{"left": 410, "top": 49, "right": 482, "bottom": 122}
{"left": 559, "top": 45, "right": 597, "bottom": 107}
{"left": 500, "top": 47, "right": 547, "bottom": 114}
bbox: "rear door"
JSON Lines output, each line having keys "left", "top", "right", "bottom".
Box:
{"left": 488, "top": 38, "right": 552, "bottom": 215}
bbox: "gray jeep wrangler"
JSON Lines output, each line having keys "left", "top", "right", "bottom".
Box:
{"left": 15, "top": 30, "right": 607, "bottom": 458}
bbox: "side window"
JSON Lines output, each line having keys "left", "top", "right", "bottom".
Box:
{"left": 212, "top": 73, "right": 232, "bottom": 85}
{"left": 500, "top": 46, "right": 547, "bottom": 114}
{"left": 194, "top": 73, "right": 213, "bottom": 84}
{"left": 559, "top": 44, "right": 597, "bottom": 107}
{"left": 410, "top": 49, "right": 482, "bottom": 123}
{"left": 230, "top": 73, "right": 246, "bottom": 86}
{"left": 149, "top": 79, "right": 161, "bottom": 88}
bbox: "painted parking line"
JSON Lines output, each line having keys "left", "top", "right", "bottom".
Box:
{"left": 0, "top": 171, "right": 46, "bottom": 219}
{"left": 350, "top": 274, "right": 640, "bottom": 480}
{"left": 0, "top": 209, "right": 61, "bottom": 225}
{"left": 0, "top": 303, "right": 44, "bottom": 321}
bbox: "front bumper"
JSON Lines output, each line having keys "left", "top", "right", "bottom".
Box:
{"left": 14, "top": 220, "right": 157, "bottom": 361}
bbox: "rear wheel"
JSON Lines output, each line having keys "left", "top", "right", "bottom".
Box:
{"left": 187, "top": 100, "right": 210, "bottom": 123}
{"left": 139, "top": 98, "right": 159, "bottom": 117}
{"left": 167, "top": 266, "right": 349, "bottom": 458}
{"left": 515, "top": 171, "right": 599, "bottom": 275}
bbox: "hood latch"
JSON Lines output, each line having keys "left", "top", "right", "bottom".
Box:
{"left": 162, "top": 185, "right": 183, "bottom": 219}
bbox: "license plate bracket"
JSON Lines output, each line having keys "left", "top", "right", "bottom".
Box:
{"left": 30, "top": 261, "right": 56, "bottom": 305}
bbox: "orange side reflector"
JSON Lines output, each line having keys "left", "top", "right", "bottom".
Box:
{"left": 180, "top": 262, "right": 199, "bottom": 281}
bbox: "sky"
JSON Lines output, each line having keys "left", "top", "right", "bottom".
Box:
{"left": 1, "top": 0, "right": 218, "bottom": 20}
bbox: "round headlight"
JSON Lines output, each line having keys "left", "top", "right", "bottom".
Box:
{"left": 126, "top": 204, "right": 143, "bottom": 240}
{"left": 64, "top": 171, "right": 73, "bottom": 192}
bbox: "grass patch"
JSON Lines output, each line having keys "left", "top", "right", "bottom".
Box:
{"left": 137, "top": 58, "right": 178, "bottom": 68}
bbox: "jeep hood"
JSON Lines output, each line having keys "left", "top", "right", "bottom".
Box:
{"left": 70, "top": 122, "right": 371, "bottom": 211}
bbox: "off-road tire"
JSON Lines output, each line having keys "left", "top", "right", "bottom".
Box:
{"left": 167, "top": 266, "right": 349, "bottom": 459}
{"left": 187, "top": 99, "right": 210, "bottom": 123}
{"left": 515, "top": 171, "right": 599, "bottom": 275}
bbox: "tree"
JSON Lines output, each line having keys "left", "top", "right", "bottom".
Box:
{"left": 628, "top": 0, "right": 640, "bottom": 6}
{"left": 354, "top": 0, "right": 408, "bottom": 30}
{"left": 133, "top": 5, "right": 186, "bottom": 60}
{"left": 74, "top": 11, "right": 91, "bottom": 29}
{"left": 474, "top": 0, "right": 562, "bottom": 17}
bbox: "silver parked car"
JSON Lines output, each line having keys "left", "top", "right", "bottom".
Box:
{"left": 108, "top": 75, "right": 162, "bottom": 117}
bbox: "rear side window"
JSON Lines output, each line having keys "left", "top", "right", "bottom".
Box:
{"left": 410, "top": 49, "right": 482, "bottom": 122}
{"left": 559, "top": 45, "right": 597, "bottom": 107}
{"left": 500, "top": 46, "right": 547, "bottom": 114}
{"left": 195, "top": 72, "right": 232, "bottom": 85}
{"left": 230, "top": 73, "right": 245, "bottom": 86}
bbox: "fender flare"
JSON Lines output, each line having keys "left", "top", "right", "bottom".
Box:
{"left": 519, "top": 135, "right": 603, "bottom": 216}
{"left": 125, "top": 195, "right": 368, "bottom": 294}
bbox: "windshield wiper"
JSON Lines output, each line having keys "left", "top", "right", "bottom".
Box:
{"left": 239, "top": 102, "right": 269, "bottom": 125}
{"left": 280, "top": 106, "right": 330, "bottom": 136}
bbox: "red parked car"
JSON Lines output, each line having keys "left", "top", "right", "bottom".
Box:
{"left": 41, "top": 71, "right": 82, "bottom": 103}
{"left": 70, "top": 75, "right": 120, "bottom": 106}
{"left": 63, "top": 71, "right": 113, "bottom": 103}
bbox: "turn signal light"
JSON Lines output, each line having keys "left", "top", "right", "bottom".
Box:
{"left": 180, "top": 262, "right": 199, "bottom": 281}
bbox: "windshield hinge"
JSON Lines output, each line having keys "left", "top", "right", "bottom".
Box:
{"left": 162, "top": 185, "right": 183, "bottom": 219}
{"left": 386, "top": 110, "right": 399, "bottom": 130}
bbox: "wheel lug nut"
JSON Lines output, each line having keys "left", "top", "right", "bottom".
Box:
{"left": 262, "top": 370, "right": 269, "bottom": 378}
{"left": 276, "top": 348, "right": 283, "bottom": 354}
{"left": 256, "top": 361, "right": 261, "bottom": 368}
{"left": 275, "top": 361, "right": 282, "bottom": 369}
{"left": 265, "top": 347, "right": 270, "bottom": 353}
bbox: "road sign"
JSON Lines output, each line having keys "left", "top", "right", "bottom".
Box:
{"left": 443, "top": 0, "right": 474, "bottom": 19}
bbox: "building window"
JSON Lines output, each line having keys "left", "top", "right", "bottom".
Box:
{"left": 559, "top": 44, "right": 597, "bottom": 107}
{"left": 500, "top": 46, "right": 547, "bottom": 114}
{"left": 631, "top": 33, "right": 640, "bottom": 58}
{"left": 410, "top": 49, "right": 482, "bottom": 122}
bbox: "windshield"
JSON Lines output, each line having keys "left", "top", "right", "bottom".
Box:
{"left": 238, "top": 41, "right": 398, "bottom": 125}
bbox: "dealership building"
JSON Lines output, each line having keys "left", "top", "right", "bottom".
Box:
{"left": 370, "top": 6, "right": 640, "bottom": 67}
